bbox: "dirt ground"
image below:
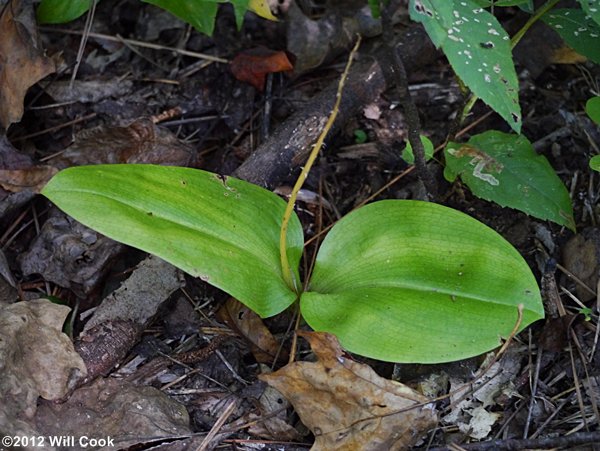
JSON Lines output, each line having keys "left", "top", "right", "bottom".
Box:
{"left": 2, "top": 0, "right": 600, "bottom": 450}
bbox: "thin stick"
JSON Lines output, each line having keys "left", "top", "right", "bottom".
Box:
{"left": 278, "top": 36, "right": 362, "bottom": 291}
{"left": 196, "top": 399, "right": 237, "bottom": 451}
{"left": 40, "top": 27, "right": 229, "bottom": 63}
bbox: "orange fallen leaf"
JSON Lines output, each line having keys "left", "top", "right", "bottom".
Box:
{"left": 260, "top": 331, "right": 438, "bottom": 450}
{"left": 0, "top": 0, "right": 55, "bottom": 128}
{"left": 230, "top": 48, "right": 293, "bottom": 91}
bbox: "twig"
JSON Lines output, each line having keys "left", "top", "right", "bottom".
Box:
{"left": 39, "top": 27, "right": 229, "bottom": 63}
{"left": 196, "top": 399, "right": 237, "bottom": 451}
{"left": 70, "top": 0, "right": 97, "bottom": 88}
{"left": 381, "top": 0, "right": 437, "bottom": 200}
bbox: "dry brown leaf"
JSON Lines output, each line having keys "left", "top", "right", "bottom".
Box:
{"left": 260, "top": 331, "right": 438, "bottom": 450}
{"left": 52, "top": 118, "right": 195, "bottom": 168}
{"left": 230, "top": 48, "right": 293, "bottom": 91}
{"left": 0, "top": 0, "right": 55, "bottom": 128}
{"left": 217, "top": 297, "right": 288, "bottom": 364}
{"left": 18, "top": 210, "right": 126, "bottom": 297}
{"left": 562, "top": 228, "right": 600, "bottom": 302}
{"left": 35, "top": 377, "right": 190, "bottom": 449}
{"left": 0, "top": 299, "right": 87, "bottom": 439}
{"left": 0, "top": 133, "right": 31, "bottom": 168}
{"left": 0, "top": 165, "right": 58, "bottom": 193}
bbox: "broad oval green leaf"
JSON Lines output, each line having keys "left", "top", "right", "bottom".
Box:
{"left": 301, "top": 200, "right": 544, "bottom": 363}
{"left": 542, "top": 9, "right": 600, "bottom": 64}
{"left": 590, "top": 155, "right": 600, "bottom": 172}
{"left": 42, "top": 164, "right": 303, "bottom": 317}
{"left": 410, "top": 0, "right": 521, "bottom": 132}
{"left": 444, "top": 131, "right": 575, "bottom": 230}
{"left": 37, "top": 0, "right": 92, "bottom": 24}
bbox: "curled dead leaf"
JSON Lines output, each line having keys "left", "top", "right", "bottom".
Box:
{"left": 0, "top": 0, "right": 55, "bottom": 128}
{"left": 260, "top": 331, "right": 438, "bottom": 450}
{"left": 217, "top": 297, "right": 288, "bottom": 363}
{"left": 0, "top": 165, "right": 58, "bottom": 193}
{"left": 51, "top": 118, "right": 195, "bottom": 168}
{"left": 0, "top": 299, "right": 87, "bottom": 440}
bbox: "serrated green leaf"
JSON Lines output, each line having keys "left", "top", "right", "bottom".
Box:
{"left": 577, "top": 0, "right": 600, "bottom": 27}
{"left": 542, "top": 9, "right": 600, "bottom": 64}
{"left": 401, "top": 135, "right": 434, "bottom": 164}
{"left": 586, "top": 96, "right": 600, "bottom": 124}
{"left": 410, "top": 0, "right": 521, "bottom": 132}
{"left": 37, "top": 0, "right": 93, "bottom": 24}
{"left": 301, "top": 200, "right": 543, "bottom": 363}
{"left": 142, "top": 0, "right": 220, "bottom": 35}
{"left": 444, "top": 131, "right": 575, "bottom": 230}
{"left": 590, "top": 155, "right": 600, "bottom": 171}
{"left": 42, "top": 165, "right": 303, "bottom": 317}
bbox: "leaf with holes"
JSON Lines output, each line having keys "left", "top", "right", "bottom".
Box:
{"left": 577, "top": 0, "right": 600, "bottom": 27}
{"left": 444, "top": 131, "right": 575, "bottom": 230}
{"left": 300, "top": 200, "right": 544, "bottom": 363}
{"left": 42, "top": 164, "right": 303, "bottom": 317}
{"left": 542, "top": 9, "right": 600, "bottom": 64}
{"left": 410, "top": 0, "right": 521, "bottom": 132}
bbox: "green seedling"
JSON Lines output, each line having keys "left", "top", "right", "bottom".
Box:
{"left": 401, "top": 134, "right": 434, "bottom": 164}
{"left": 354, "top": 129, "right": 368, "bottom": 144}
{"left": 39, "top": 3, "right": 551, "bottom": 363}
{"left": 42, "top": 165, "right": 544, "bottom": 363}
{"left": 45, "top": 0, "right": 600, "bottom": 364}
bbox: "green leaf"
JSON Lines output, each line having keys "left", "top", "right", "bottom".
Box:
{"left": 141, "top": 0, "right": 220, "bottom": 35}
{"left": 577, "top": 0, "right": 600, "bottom": 27}
{"left": 410, "top": 0, "right": 521, "bottom": 132}
{"left": 444, "top": 131, "right": 575, "bottom": 230}
{"left": 586, "top": 96, "right": 600, "bottom": 124}
{"left": 401, "top": 135, "right": 434, "bottom": 164}
{"left": 42, "top": 165, "right": 304, "bottom": 317}
{"left": 542, "top": 9, "right": 600, "bottom": 64}
{"left": 37, "top": 0, "right": 93, "bottom": 24}
{"left": 301, "top": 200, "right": 544, "bottom": 363}
{"left": 229, "top": 0, "right": 250, "bottom": 29}
{"left": 369, "top": 0, "right": 382, "bottom": 18}
{"left": 590, "top": 155, "right": 600, "bottom": 171}
{"left": 471, "top": 0, "right": 531, "bottom": 7}
{"left": 354, "top": 129, "right": 368, "bottom": 144}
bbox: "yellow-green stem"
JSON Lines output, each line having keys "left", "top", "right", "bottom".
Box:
{"left": 279, "top": 36, "right": 362, "bottom": 291}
